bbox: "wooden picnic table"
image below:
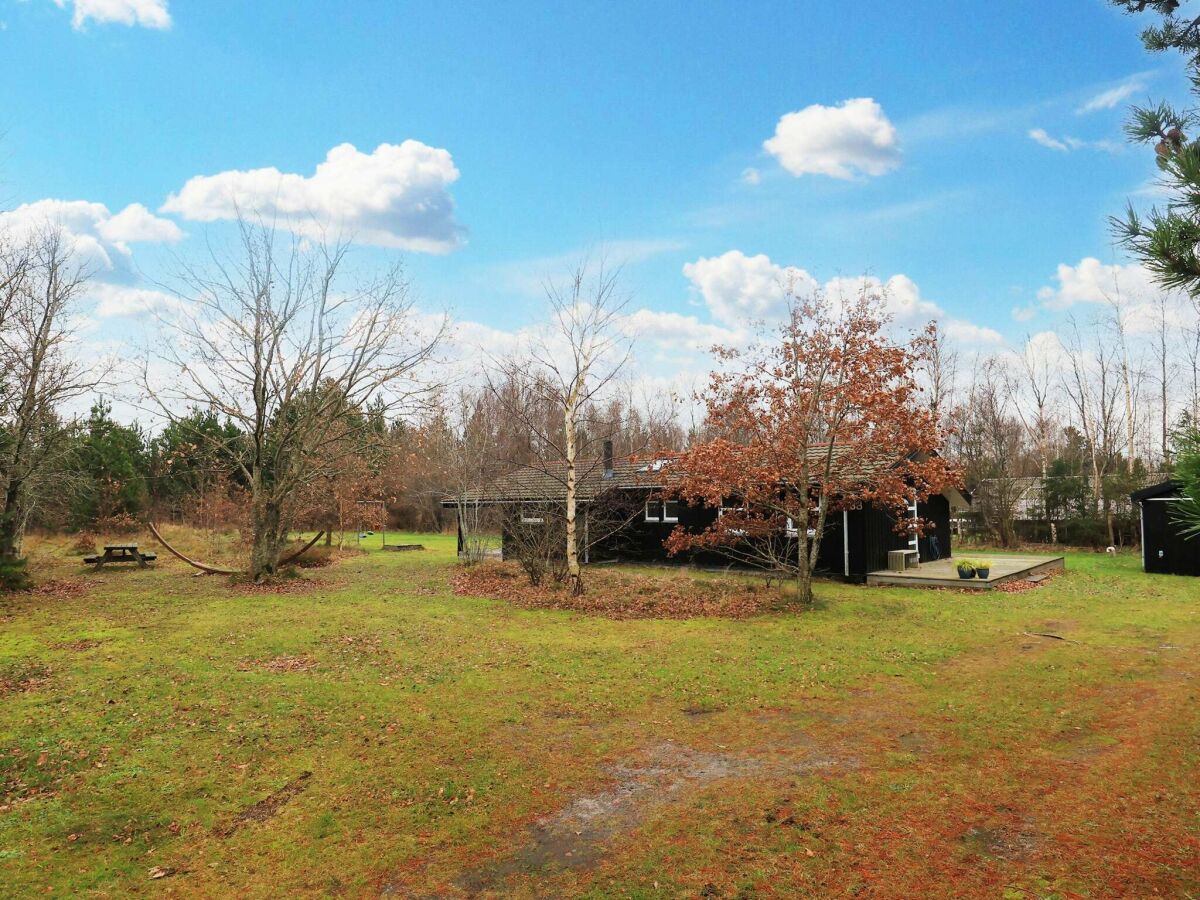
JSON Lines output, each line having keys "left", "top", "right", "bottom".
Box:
{"left": 84, "top": 544, "right": 157, "bottom": 570}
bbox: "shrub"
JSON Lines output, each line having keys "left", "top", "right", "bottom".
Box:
{"left": 0, "top": 558, "right": 33, "bottom": 592}
{"left": 95, "top": 513, "right": 141, "bottom": 536}
{"left": 71, "top": 532, "right": 98, "bottom": 555}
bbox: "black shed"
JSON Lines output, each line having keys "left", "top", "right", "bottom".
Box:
{"left": 1130, "top": 480, "right": 1200, "bottom": 576}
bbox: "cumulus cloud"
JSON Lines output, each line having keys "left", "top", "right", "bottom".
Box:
{"left": 1077, "top": 74, "right": 1148, "bottom": 114}
{"left": 1036, "top": 257, "right": 1160, "bottom": 310}
{"left": 97, "top": 202, "right": 183, "bottom": 243}
{"left": 740, "top": 167, "right": 762, "bottom": 186}
{"left": 161, "top": 141, "right": 464, "bottom": 253}
{"left": 53, "top": 0, "right": 170, "bottom": 30}
{"left": 90, "top": 283, "right": 181, "bottom": 318}
{"left": 1036, "top": 256, "right": 1192, "bottom": 334}
{"left": 0, "top": 198, "right": 185, "bottom": 321}
{"left": 763, "top": 98, "right": 900, "bottom": 179}
{"left": 622, "top": 308, "right": 740, "bottom": 354}
{"left": 684, "top": 250, "right": 1000, "bottom": 346}
{"left": 0, "top": 199, "right": 181, "bottom": 281}
{"left": 683, "top": 250, "right": 818, "bottom": 326}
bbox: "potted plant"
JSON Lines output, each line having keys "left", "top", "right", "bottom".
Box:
{"left": 956, "top": 560, "right": 976, "bottom": 580}
{"left": 975, "top": 560, "right": 991, "bottom": 579}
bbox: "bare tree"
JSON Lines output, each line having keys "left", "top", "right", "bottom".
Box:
{"left": 956, "top": 357, "right": 1025, "bottom": 547}
{"left": 920, "top": 321, "right": 959, "bottom": 427}
{"left": 427, "top": 386, "right": 504, "bottom": 563}
{"left": 1062, "top": 317, "right": 1124, "bottom": 545}
{"left": 1103, "top": 294, "right": 1142, "bottom": 475}
{"left": 1150, "top": 293, "right": 1176, "bottom": 466}
{"left": 145, "top": 218, "right": 443, "bottom": 580}
{"left": 489, "top": 261, "right": 632, "bottom": 594}
{"left": 0, "top": 229, "right": 99, "bottom": 570}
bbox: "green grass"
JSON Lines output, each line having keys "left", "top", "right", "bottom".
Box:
{"left": 1, "top": 536, "right": 1197, "bottom": 897}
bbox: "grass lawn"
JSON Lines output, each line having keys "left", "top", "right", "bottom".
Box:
{"left": 1, "top": 533, "right": 1197, "bottom": 898}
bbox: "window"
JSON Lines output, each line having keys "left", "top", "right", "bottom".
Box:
{"left": 520, "top": 504, "right": 544, "bottom": 525}
{"left": 646, "top": 500, "right": 681, "bottom": 523}
{"left": 788, "top": 514, "right": 817, "bottom": 539}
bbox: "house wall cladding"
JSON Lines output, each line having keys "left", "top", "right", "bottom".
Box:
{"left": 497, "top": 490, "right": 954, "bottom": 579}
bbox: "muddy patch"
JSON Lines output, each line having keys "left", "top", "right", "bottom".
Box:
{"left": 214, "top": 771, "right": 312, "bottom": 837}
{"left": 459, "top": 742, "right": 846, "bottom": 893}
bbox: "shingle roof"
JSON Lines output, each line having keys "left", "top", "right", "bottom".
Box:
{"left": 446, "top": 457, "right": 663, "bottom": 504}
{"left": 446, "top": 447, "right": 961, "bottom": 506}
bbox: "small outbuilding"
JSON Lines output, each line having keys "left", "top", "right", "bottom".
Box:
{"left": 1130, "top": 480, "right": 1200, "bottom": 576}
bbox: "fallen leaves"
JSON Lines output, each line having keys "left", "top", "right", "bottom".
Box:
{"left": 452, "top": 561, "right": 784, "bottom": 620}
{"left": 237, "top": 654, "right": 319, "bottom": 674}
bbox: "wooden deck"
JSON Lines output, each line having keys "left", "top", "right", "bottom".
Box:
{"left": 865, "top": 555, "right": 1065, "bottom": 590}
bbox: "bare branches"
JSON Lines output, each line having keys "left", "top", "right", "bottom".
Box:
{"left": 143, "top": 216, "right": 443, "bottom": 579}
{"left": 0, "top": 227, "right": 104, "bottom": 562}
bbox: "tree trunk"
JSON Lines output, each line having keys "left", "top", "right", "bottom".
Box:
{"left": 564, "top": 396, "right": 582, "bottom": 596}
{"left": 795, "top": 535, "right": 814, "bottom": 605}
{"left": 0, "top": 479, "right": 27, "bottom": 562}
{"left": 249, "top": 498, "right": 285, "bottom": 581}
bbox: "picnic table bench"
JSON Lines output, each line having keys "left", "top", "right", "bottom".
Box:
{"left": 83, "top": 544, "right": 157, "bottom": 570}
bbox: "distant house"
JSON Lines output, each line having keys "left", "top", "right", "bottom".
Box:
{"left": 445, "top": 441, "right": 970, "bottom": 581}
{"left": 1130, "top": 481, "right": 1200, "bottom": 576}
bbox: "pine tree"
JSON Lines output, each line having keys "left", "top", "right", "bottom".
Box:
{"left": 1112, "top": 0, "right": 1200, "bottom": 531}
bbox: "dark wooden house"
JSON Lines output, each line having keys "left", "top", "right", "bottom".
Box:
{"left": 1130, "top": 481, "right": 1200, "bottom": 576}
{"left": 446, "top": 442, "right": 969, "bottom": 582}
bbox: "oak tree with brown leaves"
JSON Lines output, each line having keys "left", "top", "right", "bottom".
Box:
{"left": 662, "top": 288, "right": 958, "bottom": 605}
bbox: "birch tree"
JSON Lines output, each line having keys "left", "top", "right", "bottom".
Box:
{"left": 488, "top": 262, "right": 631, "bottom": 595}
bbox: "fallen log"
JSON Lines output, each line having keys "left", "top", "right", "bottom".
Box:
{"left": 146, "top": 522, "right": 238, "bottom": 575}
{"left": 146, "top": 523, "right": 326, "bottom": 576}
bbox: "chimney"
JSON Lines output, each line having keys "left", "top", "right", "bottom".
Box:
{"left": 602, "top": 440, "right": 614, "bottom": 479}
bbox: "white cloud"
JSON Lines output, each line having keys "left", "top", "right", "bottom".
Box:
{"left": 683, "top": 250, "right": 1002, "bottom": 346}
{"left": 622, "top": 308, "right": 740, "bottom": 353}
{"left": 96, "top": 202, "right": 183, "bottom": 243}
{"left": 1011, "top": 305, "right": 1038, "bottom": 323}
{"left": 1028, "top": 128, "right": 1120, "bottom": 154}
{"left": 740, "top": 167, "right": 761, "bottom": 186}
{"left": 944, "top": 320, "right": 1004, "bottom": 345}
{"left": 1035, "top": 256, "right": 1194, "bottom": 335}
{"left": 1077, "top": 74, "right": 1148, "bottom": 114}
{"left": 1029, "top": 128, "right": 1069, "bottom": 152}
{"left": 683, "top": 250, "right": 818, "bottom": 326}
{"left": 53, "top": 0, "right": 170, "bottom": 30}
{"left": 0, "top": 198, "right": 180, "bottom": 281}
{"left": 763, "top": 98, "right": 900, "bottom": 179}
{"left": 90, "top": 283, "right": 181, "bottom": 318}
{"left": 1036, "top": 257, "right": 1160, "bottom": 309}
{"left": 161, "top": 141, "right": 464, "bottom": 253}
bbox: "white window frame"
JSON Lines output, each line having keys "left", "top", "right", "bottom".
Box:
{"left": 645, "top": 500, "right": 680, "bottom": 523}
{"left": 520, "top": 504, "right": 545, "bottom": 525}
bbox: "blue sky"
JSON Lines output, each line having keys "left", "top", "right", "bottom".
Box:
{"left": 0, "top": 0, "right": 1187, "bottom": 391}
